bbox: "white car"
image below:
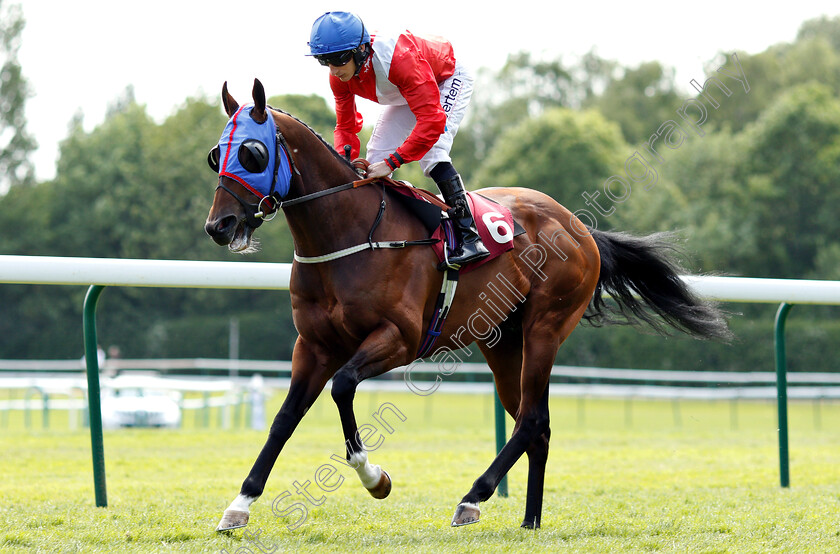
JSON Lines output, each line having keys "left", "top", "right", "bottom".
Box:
{"left": 101, "top": 387, "right": 182, "bottom": 429}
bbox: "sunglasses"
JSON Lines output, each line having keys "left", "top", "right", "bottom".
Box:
{"left": 208, "top": 139, "right": 270, "bottom": 174}
{"left": 315, "top": 48, "right": 356, "bottom": 67}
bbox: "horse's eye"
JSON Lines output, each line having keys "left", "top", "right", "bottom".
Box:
{"left": 239, "top": 139, "right": 269, "bottom": 173}
{"left": 207, "top": 146, "right": 220, "bottom": 173}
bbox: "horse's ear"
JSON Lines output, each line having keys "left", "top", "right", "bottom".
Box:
{"left": 251, "top": 78, "right": 267, "bottom": 123}
{"left": 221, "top": 81, "right": 239, "bottom": 118}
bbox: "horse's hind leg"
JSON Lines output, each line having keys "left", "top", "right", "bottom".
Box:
{"left": 451, "top": 329, "right": 524, "bottom": 526}
{"left": 521, "top": 388, "right": 550, "bottom": 529}
{"left": 330, "top": 323, "right": 408, "bottom": 499}
{"left": 452, "top": 302, "right": 585, "bottom": 528}
{"left": 479, "top": 316, "right": 551, "bottom": 529}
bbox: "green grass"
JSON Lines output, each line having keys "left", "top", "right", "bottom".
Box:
{"left": 1, "top": 390, "right": 840, "bottom": 552}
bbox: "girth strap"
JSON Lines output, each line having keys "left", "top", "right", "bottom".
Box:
{"left": 416, "top": 266, "right": 460, "bottom": 359}
{"left": 293, "top": 238, "right": 438, "bottom": 264}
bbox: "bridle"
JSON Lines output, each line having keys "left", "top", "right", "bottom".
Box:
{"left": 213, "top": 122, "right": 382, "bottom": 227}
{"left": 213, "top": 128, "right": 302, "bottom": 229}
{"left": 211, "top": 111, "right": 442, "bottom": 264}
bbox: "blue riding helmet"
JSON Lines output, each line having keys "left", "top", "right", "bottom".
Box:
{"left": 308, "top": 11, "right": 370, "bottom": 55}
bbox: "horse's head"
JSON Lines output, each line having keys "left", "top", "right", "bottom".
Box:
{"left": 204, "top": 79, "right": 294, "bottom": 252}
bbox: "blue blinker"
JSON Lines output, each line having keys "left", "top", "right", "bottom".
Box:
{"left": 213, "top": 104, "right": 293, "bottom": 200}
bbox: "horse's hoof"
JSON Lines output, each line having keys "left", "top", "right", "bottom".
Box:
{"left": 520, "top": 518, "right": 541, "bottom": 529}
{"left": 451, "top": 502, "right": 480, "bottom": 526}
{"left": 366, "top": 469, "right": 391, "bottom": 499}
{"left": 216, "top": 509, "right": 249, "bottom": 532}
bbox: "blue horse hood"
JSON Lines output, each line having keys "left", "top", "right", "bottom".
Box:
{"left": 216, "top": 104, "right": 293, "bottom": 199}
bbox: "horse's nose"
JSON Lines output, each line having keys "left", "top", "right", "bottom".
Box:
{"left": 205, "top": 215, "right": 237, "bottom": 242}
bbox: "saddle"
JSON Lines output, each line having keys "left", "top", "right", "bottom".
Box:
{"left": 342, "top": 158, "right": 522, "bottom": 272}
{"left": 362, "top": 177, "right": 524, "bottom": 359}
{"left": 382, "top": 179, "right": 524, "bottom": 274}
{"left": 290, "top": 163, "right": 524, "bottom": 359}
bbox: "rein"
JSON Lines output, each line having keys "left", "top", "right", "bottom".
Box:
{"left": 216, "top": 115, "right": 447, "bottom": 264}
{"left": 280, "top": 176, "right": 376, "bottom": 209}
{"left": 219, "top": 125, "right": 374, "bottom": 221}
{"left": 291, "top": 180, "right": 439, "bottom": 264}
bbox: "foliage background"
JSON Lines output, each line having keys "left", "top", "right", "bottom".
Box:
{"left": 3, "top": 14, "right": 840, "bottom": 373}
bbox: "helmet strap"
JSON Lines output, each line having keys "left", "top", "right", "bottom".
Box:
{"left": 353, "top": 43, "right": 370, "bottom": 76}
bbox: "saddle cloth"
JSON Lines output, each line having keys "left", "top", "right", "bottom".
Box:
{"left": 385, "top": 181, "right": 521, "bottom": 273}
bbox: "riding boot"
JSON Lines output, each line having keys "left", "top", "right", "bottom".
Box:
{"left": 435, "top": 174, "right": 490, "bottom": 267}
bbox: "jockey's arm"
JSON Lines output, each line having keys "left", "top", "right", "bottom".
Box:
{"left": 332, "top": 82, "right": 363, "bottom": 159}
{"left": 373, "top": 51, "right": 447, "bottom": 174}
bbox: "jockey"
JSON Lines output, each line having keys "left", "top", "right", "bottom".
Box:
{"left": 307, "top": 11, "right": 489, "bottom": 267}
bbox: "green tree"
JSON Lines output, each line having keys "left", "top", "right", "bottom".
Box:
{"left": 615, "top": 82, "right": 840, "bottom": 280}
{"left": 467, "top": 52, "right": 585, "bottom": 162}
{"left": 494, "top": 51, "right": 576, "bottom": 108}
{"left": 267, "top": 93, "right": 337, "bottom": 139}
{"left": 797, "top": 14, "right": 840, "bottom": 51}
{"left": 586, "top": 61, "right": 685, "bottom": 145}
{"left": 472, "top": 107, "right": 627, "bottom": 206}
{"left": 612, "top": 129, "right": 764, "bottom": 275}
{"left": 466, "top": 50, "right": 686, "bottom": 168}
{"left": 707, "top": 16, "right": 840, "bottom": 134}
{"left": 743, "top": 82, "right": 840, "bottom": 278}
{"left": 0, "top": 92, "right": 338, "bottom": 358}
{"left": 0, "top": 0, "right": 35, "bottom": 191}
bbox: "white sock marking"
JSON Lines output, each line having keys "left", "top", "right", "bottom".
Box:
{"left": 227, "top": 494, "right": 257, "bottom": 513}
{"left": 348, "top": 451, "right": 382, "bottom": 489}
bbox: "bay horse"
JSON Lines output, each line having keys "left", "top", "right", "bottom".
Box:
{"left": 205, "top": 79, "right": 730, "bottom": 531}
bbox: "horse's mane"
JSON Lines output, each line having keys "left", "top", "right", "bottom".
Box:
{"left": 268, "top": 106, "right": 358, "bottom": 173}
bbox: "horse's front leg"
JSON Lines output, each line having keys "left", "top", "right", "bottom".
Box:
{"left": 217, "top": 340, "right": 332, "bottom": 531}
{"left": 330, "top": 322, "right": 409, "bottom": 499}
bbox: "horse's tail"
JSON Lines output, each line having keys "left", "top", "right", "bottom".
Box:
{"left": 584, "top": 229, "right": 733, "bottom": 341}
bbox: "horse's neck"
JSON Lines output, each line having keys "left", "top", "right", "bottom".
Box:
{"left": 285, "top": 185, "right": 381, "bottom": 259}
{"left": 283, "top": 131, "right": 375, "bottom": 257}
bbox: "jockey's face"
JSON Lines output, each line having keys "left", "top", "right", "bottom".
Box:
{"left": 327, "top": 44, "right": 365, "bottom": 82}
{"left": 329, "top": 58, "right": 357, "bottom": 82}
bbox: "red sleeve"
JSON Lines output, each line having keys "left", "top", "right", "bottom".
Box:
{"left": 330, "top": 75, "right": 364, "bottom": 159}
{"left": 387, "top": 35, "right": 447, "bottom": 165}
